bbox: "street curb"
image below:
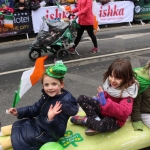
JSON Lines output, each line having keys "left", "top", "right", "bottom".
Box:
{"left": 0, "top": 23, "right": 150, "bottom": 48}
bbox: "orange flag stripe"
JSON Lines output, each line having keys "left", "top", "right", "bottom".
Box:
{"left": 30, "top": 55, "right": 48, "bottom": 85}
{"left": 93, "top": 16, "right": 98, "bottom": 34}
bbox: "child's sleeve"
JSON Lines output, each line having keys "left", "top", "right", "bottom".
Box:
{"left": 132, "top": 121, "right": 144, "bottom": 131}
{"left": 131, "top": 94, "right": 143, "bottom": 131}
{"left": 131, "top": 94, "right": 142, "bottom": 122}
{"left": 101, "top": 97, "right": 134, "bottom": 121}
{"left": 61, "top": 96, "right": 79, "bottom": 116}
{"left": 17, "top": 98, "right": 44, "bottom": 119}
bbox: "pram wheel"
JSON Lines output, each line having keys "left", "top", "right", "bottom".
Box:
{"left": 29, "top": 49, "right": 41, "bottom": 61}
{"left": 57, "top": 49, "right": 70, "bottom": 61}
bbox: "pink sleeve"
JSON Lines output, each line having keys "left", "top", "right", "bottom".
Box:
{"left": 72, "top": 7, "right": 79, "bottom": 13}
{"left": 77, "top": 0, "right": 92, "bottom": 16}
{"left": 101, "top": 97, "right": 134, "bottom": 120}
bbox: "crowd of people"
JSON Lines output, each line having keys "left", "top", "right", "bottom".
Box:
{"left": 0, "top": 0, "right": 77, "bottom": 13}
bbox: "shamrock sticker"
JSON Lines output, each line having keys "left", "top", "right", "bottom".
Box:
{"left": 58, "top": 130, "right": 84, "bottom": 148}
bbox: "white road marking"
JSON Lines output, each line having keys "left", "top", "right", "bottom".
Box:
{"left": 114, "top": 33, "right": 150, "bottom": 39}
{"left": 0, "top": 47, "right": 150, "bottom": 76}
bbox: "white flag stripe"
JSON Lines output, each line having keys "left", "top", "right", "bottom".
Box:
{"left": 4, "top": 20, "right": 13, "bottom": 24}
{"left": 19, "top": 68, "right": 34, "bottom": 98}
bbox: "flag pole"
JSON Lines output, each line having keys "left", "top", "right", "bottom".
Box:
{"left": 12, "top": 91, "right": 18, "bottom": 108}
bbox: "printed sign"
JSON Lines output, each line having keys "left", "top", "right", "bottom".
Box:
{"left": 134, "top": 0, "right": 150, "bottom": 20}
{"left": 0, "top": 10, "right": 33, "bottom": 37}
{"left": 97, "top": 1, "right": 134, "bottom": 24}
{"left": 32, "top": 2, "right": 134, "bottom": 33}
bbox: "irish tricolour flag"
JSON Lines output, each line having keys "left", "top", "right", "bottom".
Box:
{"left": 4, "top": 14, "right": 14, "bottom": 29}
{"left": 55, "top": 1, "right": 71, "bottom": 12}
{"left": 12, "top": 56, "right": 48, "bottom": 107}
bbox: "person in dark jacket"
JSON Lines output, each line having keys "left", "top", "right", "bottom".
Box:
{"left": 0, "top": 61, "right": 79, "bottom": 150}
{"left": 14, "top": 0, "right": 30, "bottom": 11}
{"left": 131, "top": 61, "right": 150, "bottom": 131}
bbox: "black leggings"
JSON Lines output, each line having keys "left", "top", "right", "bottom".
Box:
{"left": 74, "top": 25, "right": 98, "bottom": 48}
{"left": 78, "top": 95, "right": 120, "bottom": 132}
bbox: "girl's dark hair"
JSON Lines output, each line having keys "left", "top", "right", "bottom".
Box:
{"left": 103, "top": 59, "right": 137, "bottom": 96}
{"left": 41, "top": 74, "right": 64, "bottom": 84}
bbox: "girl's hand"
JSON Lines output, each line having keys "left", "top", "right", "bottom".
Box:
{"left": 93, "top": 86, "right": 106, "bottom": 106}
{"left": 48, "top": 101, "right": 62, "bottom": 121}
{"left": 8, "top": 108, "right": 18, "bottom": 116}
{"left": 97, "top": 86, "right": 104, "bottom": 93}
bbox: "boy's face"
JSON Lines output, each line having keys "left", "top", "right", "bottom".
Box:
{"left": 43, "top": 75, "right": 64, "bottom": 97}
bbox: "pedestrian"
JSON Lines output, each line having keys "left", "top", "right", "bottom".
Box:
{"left": 14, "top": 0, "right": 30, "bottom": 11}
{"left": 0, "top": 61, "right": 79, "bottom": 150}
{"left": 131, "top": 61, "right": 150, "bottom": 131}
{"left": 68, "top": 0, "right": 99, "bottom": 54}
{"left": 70, "top": 58, "right": 138, "bottom": 136}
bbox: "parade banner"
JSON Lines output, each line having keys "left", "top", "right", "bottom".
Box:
{"left": 32, "top": 5, "right": 75, "bottom": 33}
{"left": 32, "top": 1, "right": 134, "bottom": 33}
{"left": 0, "top": 11, "right": 33, "bottom": 37}
{"left": 134, "top": 0, "right": 150, "bottom": 20}
{"left": 97, "top": 1, "right": 134, "bottom": 24}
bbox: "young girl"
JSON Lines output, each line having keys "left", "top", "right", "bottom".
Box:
{"left": 70, "top": 58, "right": 138, "bottom": 136}
{"left": 131, "top": 61, "right": 150, "bottom": 131}
{"left": 0, "top": 61, "right": 78, "bottom": 150}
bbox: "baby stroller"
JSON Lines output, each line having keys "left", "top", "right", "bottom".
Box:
{"left": 29, "top": 14, "right": 78, "bottom": 61}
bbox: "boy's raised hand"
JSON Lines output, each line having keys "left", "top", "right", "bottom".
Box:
{"left": 8, "top": 108, "right": 18, "bottom": 116}
{"left": 48, "top": 101, "right": 62, "bottom": 121}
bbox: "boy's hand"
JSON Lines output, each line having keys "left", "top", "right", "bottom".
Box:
{"left": 48, "top": 101, "right": 62, "bottom": 121}
{"left": 8, "top": 108, "right": 18, "bottom": 116}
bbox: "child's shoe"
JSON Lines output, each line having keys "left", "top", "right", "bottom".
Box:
{"left": 89, "top": 47, "right": 100, "bottom": 54}
{"left": 70, "top": 116, "right": 87, "bottom": 126}
{"left": 68, "top": 47, "right": 76, "bottom": 54}
{"left": 85, "top": 128, "right": 99, "bottom": 136}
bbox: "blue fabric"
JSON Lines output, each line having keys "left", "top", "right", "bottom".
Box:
{"left": 93, "top": 92, "right": 106, "bottom": 106}
{"left": 11, "top": 89, "right": 78, "bottom": 150}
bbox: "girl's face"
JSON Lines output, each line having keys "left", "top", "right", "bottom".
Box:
{"left": 108, "top": 71, "right": 123, "bottom": 89}
{"left": 43, "top": 75, "right": 64, "bottom": 97}
{"left": 20, "top": 0, "right": 24, "bottom": 3}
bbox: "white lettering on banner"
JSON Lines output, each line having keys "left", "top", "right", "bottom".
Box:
{"left": 141, "top": 7, "right": 150, "bottom": 12}
{"left": 14, "top": 16, "right": 29, "bottom": 24}
{"left": 99, "top": 5, "right": 124, "bottom": 17}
